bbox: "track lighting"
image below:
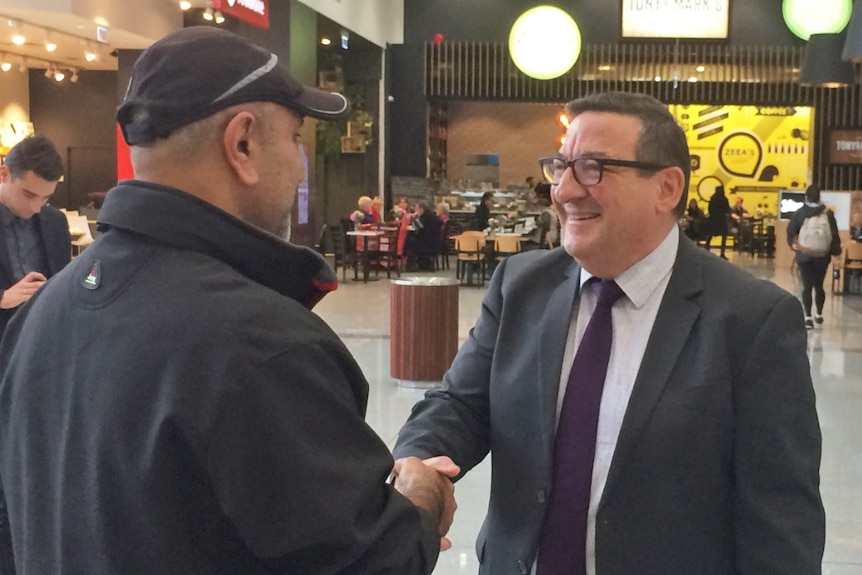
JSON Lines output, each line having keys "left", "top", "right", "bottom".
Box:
{"left": 70, "top": 69, "right": 79, "bottom": 83}
{"left": 214, "top": 10, "right": 225, "bottom": 24}
{"left": 0, "top": 61, "right": 11, "bottom": 73}
{"left": 9, "top": 21, "right": 25, "bottom": 46}
{"left": 44, "top": 31, "right": 57, "bottom": 52}
{"left": 53, "top": 69, "right": 65, "bottom": 82}
{"left": 84, "top": 42, "right": 98, "bottom": 62}
{"left": 203, "top": 7, "right": 214, "bottom": 21}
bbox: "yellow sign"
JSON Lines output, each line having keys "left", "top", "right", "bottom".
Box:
{"left": 669, "top": 104, "right": 814, "bottom": 218}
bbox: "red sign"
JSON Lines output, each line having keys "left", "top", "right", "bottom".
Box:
{"left": 213, "top": 0, "right": 270, "bottom": 29}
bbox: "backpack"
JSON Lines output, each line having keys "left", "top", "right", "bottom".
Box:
{"left": 797, "top": 212, "right": 832, "bottom": 257}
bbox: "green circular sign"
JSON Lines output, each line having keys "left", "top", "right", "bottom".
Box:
{"left": 509, "top": 6, "right": 581, "bottom": 80}
{"left": 783, "top": 0, "right": 852, "bottom": 40}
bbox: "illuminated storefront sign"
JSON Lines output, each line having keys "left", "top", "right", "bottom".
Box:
{"left": 213, "top": 0, "right": 269, "bottom": 29}
{"left": 828, "top": 129, "right": 862, "bottom": 164}
{"left": 622, "top": 0, "right": 729, "bottom": 39}
{"left": 669, "top": 103, "right": 813, "bottom": 216}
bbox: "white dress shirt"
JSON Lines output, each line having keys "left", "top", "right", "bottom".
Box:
{"left": 532, "top": 225, "right": 679, "bottom": 575}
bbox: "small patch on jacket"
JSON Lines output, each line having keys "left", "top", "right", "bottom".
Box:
{"left": 82, "top": 260, "right": 101, "bottom": 290}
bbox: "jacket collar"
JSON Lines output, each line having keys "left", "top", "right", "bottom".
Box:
{"left": 98, "top": 180, "right": 337, "bottom": 309}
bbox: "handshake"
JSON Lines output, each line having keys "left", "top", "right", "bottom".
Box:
{"left": 391, "top": 456, "right": 460, "bottom": 550}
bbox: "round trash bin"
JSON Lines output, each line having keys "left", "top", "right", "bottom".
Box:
{"left": 390, "top": 277, "right": 460, "bottom": 388}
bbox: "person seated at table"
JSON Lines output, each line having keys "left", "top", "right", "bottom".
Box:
{"left": 436, "top": 202, "right": 452, "bottom": 261}
{"left": 730, "top": 197, "right": 752, "bottom": 251}
{"left": 406, "top": 202, "right": 441, "bottom": 271}
{"left": 683, "top": 198, "right": 706, "bottom": 241}
{"left": 353, "top": 196, "right": 376, "bottom": 225}
{"left": 371, "top": 196, "right": 384, "bottom": 223}
{"left": 470, "top": 192, "right": 494, "bottom": 231}
{"left": 850, "top": 212, "right": 862, "bottom": 243}
{"left": 523, "top": 183, "right": 558, "bottom": 250}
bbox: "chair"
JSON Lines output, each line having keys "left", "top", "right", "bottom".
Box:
{"left": 375, "top": 228, "right": 401, "bottom": 279}
{"left": 844, "top": 243, "right": 862, "bottom": 295}
{"left": 68, "top": 214, "right": 94, "bottom": 256}
{"left": 314, "top": 223, "right": 334, "bottom": 257}
{"left": 435, "top": 219, "right": 453, "bottom": 271}
{"left": 454, "top": 234, "right": 486, "bottom": 287}
{"left": 330, "top": 224, "right": 358, "bottom": 282}
{"left": 493, "top": 235, "right": 521, "bottom": 262}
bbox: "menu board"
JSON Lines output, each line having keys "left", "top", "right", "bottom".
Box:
{"left": 622, "top": 0, "right": 729, "bottom": 39}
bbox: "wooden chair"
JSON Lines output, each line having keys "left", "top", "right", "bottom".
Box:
{"left": 330, "top": 224, "right": 358, "bottom": 282}
{"left": 376, "top": 228, "right": 402, "bottom": 279}
{"left": 844, "top": 242, "right": 862, "bottom": 295}
{"left": 454, "top": 234, "right": 486, "bottom": 287}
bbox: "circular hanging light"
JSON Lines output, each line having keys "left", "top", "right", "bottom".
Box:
{"left": 509, "top": 6, "right": 581, "bottom": 80}
{"left": 783, "top": 0, "right": 852, "bottom": 40}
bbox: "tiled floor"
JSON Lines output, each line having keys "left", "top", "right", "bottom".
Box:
{"left": 313, "top": 252, "right": 862, "bottom": 574}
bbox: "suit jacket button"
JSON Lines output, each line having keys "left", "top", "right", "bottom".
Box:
{"left": 517, "top": 559, "right": 527, "bottom": 573}
{"left": 537, "top": 489, "right": 546, "bottom": 503}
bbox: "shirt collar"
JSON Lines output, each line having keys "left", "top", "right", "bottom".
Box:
{"left": 579, "top": 224, "right": 679, "bottom": 308}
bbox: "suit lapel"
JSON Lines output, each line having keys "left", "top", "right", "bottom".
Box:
{"left": 537, "top": 254, "right": 582, "bottom": 473}
{"left": 600, "top": 237, "right": 704, "bottom": 503}
{"left": 0, "top": 222, "right": 13, "bottom": 286}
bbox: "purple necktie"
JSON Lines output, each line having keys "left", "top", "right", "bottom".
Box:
{"left": 536, "top": 278, "right": 625, "bottom": 575}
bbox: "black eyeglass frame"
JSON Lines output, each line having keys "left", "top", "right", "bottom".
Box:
{"left": 538, "top": 156, "right": 671, "bottom": 186}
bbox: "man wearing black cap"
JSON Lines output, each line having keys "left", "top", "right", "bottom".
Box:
{"left": 0, "top": 27, "right": 455, "bottom": 574}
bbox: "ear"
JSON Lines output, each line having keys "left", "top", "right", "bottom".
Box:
{"left": 655, "top": 166, "right": 686, "bottom": 215}
{"left": 0, "top": 165, "right": 9, "bottom": 183}
{"left": 222, "top": 111, "right": 260, "bottom": 186}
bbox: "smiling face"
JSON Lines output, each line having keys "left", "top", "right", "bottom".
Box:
{"left": 552, "top": 111, "right": 684, "bottom": 278}
{"left": 0, "top": 167, "right": 58, "bottom": 219}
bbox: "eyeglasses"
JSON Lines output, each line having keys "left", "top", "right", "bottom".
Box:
{"left": 538, "top": 156, "right": 671, "bottom": 186}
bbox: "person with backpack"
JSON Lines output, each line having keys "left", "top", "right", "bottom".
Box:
{"left": 788, "top": 184, "right": 842, "bottom": 329}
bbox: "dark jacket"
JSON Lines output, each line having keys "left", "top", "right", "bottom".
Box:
{"left": 0, "top": 205, "right": 70, "bottom": 337}
{"left": 787, "top": 203, "right": 841, "bottom": 263}
{"left": 707, "top": 192, "right": 731, "bottom": 235}
{"left": 395, "top": 236, "right": 824, "bottom": 574}
{"left": 0, "top": 181, "right": 440, "bottom": 574}
{"left": 472, "top": 203, "right": 491, "bottom": 231}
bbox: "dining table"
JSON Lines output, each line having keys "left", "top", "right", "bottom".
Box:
{"left": 346, "top": 230, "right": 384, "bottom": 283}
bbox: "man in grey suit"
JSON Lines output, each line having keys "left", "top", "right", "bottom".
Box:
{"left": 393, "top": 92, "right": 824, "bottom": 574}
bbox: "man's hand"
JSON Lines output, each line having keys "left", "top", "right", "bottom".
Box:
{"left": 392, "top": 456, "right": 459, "bottom": 550}
{"left": 0, "top": 272, "right": 47, "bottom": 309}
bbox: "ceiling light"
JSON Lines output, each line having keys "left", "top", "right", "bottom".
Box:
{"left": 696, "top": 65, "right": 706, "bottom": 72}
{"left": 321, "top": 37, "right": 332, "bottom": 46}
{"left": 179, "top": 0, "right": 192, "bottom": 9}
{"left": 70, "top": 69, "right": 79, "bottom": 83}
{"left": 54, "top": 69, "right": 65, "bottom": 82}
{"left": 214, "top": 10, "right": 225, "bottom": 24}
{"left": 44, "top": 31, "right": 57, "bottom": 52}
{"left": 0, "top": 61, "right": 11, "bottom": 73}
{"left": 9, "top": 20, "right": 25, "bottom": 46}
{"left": 84, "top": 43, "right": 98, "bottom": 62}
{"left": 44, "top": 67, "right": 52, "bottom": 78}
{"left": 203, "top": 7, "right": 214, "bottom": 21}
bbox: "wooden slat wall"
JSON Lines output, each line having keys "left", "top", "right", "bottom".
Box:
{"left": 425, "top": 41, "right": 862, "bottom": 190}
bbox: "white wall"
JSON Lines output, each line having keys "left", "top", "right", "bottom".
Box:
{"left": 296, "top": 0, "right": 404, "bottom": 46}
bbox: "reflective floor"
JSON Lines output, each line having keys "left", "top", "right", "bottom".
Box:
{"left": 313, "top": 252, "right": 862, "bottom": 574}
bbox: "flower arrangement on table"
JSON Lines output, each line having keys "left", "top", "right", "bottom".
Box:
{"left": 349, "top": 209, "right": 366, "bottom": 222}
{"left": 487, "top": 213, "right": 513, "bottom": 233}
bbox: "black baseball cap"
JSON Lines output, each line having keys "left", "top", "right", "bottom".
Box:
{"left": 117, "top": 26, "right": 350, "bottom": 145}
